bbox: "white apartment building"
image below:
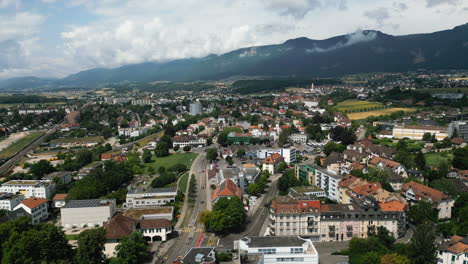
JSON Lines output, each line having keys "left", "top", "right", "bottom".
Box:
{"left": 257, "top": 148, "right": 297, "bottom": 164}
{"left": 392, "top": 125, "right": 448, "bottom": 141}
{"left": 61, "top": 199, "right": 116, "bottom": 229}
{"left": 311, "top": 167, "right": 342, "bottom": 201}
{"left": 0, "top": 180, "right": 55, "bottom": 199}
{"left": 172, "top": 136, "right": 207, "bottom": 148}
{"left": 289, "top": 133, "right": 308, "bottom": 144}
{"left": 14, "top": 197, "right": 49, "bottom": 224}
{"left": 190, "top": 102, "right": 203, "bottom": 116}
{"left": 0, "top": 193, "right": 24, "bottom": 211}
{"left": 125, "top": 187, "right": 177, "bottom": 209}
{"left": 437, "top": 236, "right": 468, "bottom": 264}
{"left": 235, "top": 236, "right": 319, "bottom": 264}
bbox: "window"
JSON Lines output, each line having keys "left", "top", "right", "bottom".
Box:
{"left": 290, "top": 248, "right": 303, "bottom": 254}
{"left": 258, "top": 249, "right": 276, "bottom": 254}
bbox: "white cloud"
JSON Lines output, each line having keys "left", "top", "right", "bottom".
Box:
{"left": 0, "top": 0, "right": 20, "bottom": 8}
{"left": 425, "top": 0, "right": 460, "bottom": 7}
{"left": 364, "top": 7, "right": 390, "bottom": 27}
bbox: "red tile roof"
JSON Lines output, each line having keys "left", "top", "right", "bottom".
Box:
{"left": 369, "top": 156, "right": 401, "bottom": 169}
{"left": 401, "top": 181, "right": 449, "bottom": 205}
{"left": 262, "top": 153, "right": 283, "bottom": 164}
{"left": 352, "top": 182, "right": 382, "bottom": 196}
{"left": 379, "top": 200, "right": 406, "bottom": 212}
{"left": 21, "top": 197, "right": 49, "bottom": 209}
{"left": 105, "top": 214, "right": 136, "bottom": 239}
{"left": 212, "top": 179, "right": 242, "bottom": 202}
{"left": 139, "top": 219, "right": 171, "bottom": 229}
{"left": 271, "top": 196, "right": 320, "bottom": 214}
{"left": 53, "top": 194, "right": 68, "bottom": 201}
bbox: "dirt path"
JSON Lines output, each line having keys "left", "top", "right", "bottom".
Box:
{"left": 0, "top": 131, "right": 30, "bottom": 152}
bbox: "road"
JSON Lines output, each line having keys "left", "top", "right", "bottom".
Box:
{"left": 154, "top": 151, "right": 208, "bottom": 264}
{"left": 217, "top": 174, "right": 280, "bottom": 250}
{"left": 0, "top": 125, "right": 59, "bottom": 175}
{"left": 0, "top": 102, "right": 92, "bottom": 176}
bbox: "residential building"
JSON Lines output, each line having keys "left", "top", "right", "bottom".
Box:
{"left": 437, "top": 235, "right": 468, "bottom": 264}
{"left": 392, "top": 125, "right": 448, "bottom": 141}
{"left": 239, "top": 164, "right": 261, "bottom": 195}
{"left": 235, "top": 236, "right": 319, "bottom": 264}
{"left": 171, "top": 136, "right": 207, "bottom": 148}
{"left": 262, "top": 153, "right": 284, "bottom": 174}
{"left": 401, "top": 181, "right": 454, "bottom": 219}
{"left": 212, "top": 179, "right": 242, "bottom": 203}
{"left": 257, "top": 148, "right": 296, "bottom": 164}
{"left": 190, "top": 102, "right": 203, "bottom": 116}
{"left": 104, "top": 214, "right": 173, "bottom": 257}
{"left": 125, "top": 187, "right": 177, "bottom": 209}
{"left": 43, "top": 171, "right": 72, "bottom": 185}
{"left": 0, "top": 180, "right": 55, "bottom": 199}
{"left": 61, "top": 199, "right": 116, "bottom": 229}
{"left": 289, "top": 133, "right": 308, "bottom": 144}
{"left": 303, "top": 165, "right": 342, "bottom": 201}
{"left": 448, "top": 121, "right": 468, "bottom": 141}
{"left": 14, "top": 197, "right": 49, "bottom": 224}
{"left": 268, "top": 196, "right": 407, "bottom": 241}
{"left": 52, "top": 193, "right": 68, "bottom": 208}
{"left": 0, "top": 193, "right": 23, "bottom": 211}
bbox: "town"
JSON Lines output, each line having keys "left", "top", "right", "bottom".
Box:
{"left": 0, "top": 72, "right": 467, "bottom": 264}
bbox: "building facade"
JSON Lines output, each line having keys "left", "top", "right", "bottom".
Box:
{"left": 0, "top": 180, "right": 55, "bottom": 199}
{"left": 125, "top": 187, "right": 177, "bottom": 209}
{"left": 61, "top": 199, "right": 116, "bottom": 229}
{"left": 268, "top": 196, "right": 406, "bottom": 241}
{"left": 0, "top": 193, "right": 23, "bottom": 211}
{"left": 235, "top": 236, "right": 319, "bottom": 264}
{"left": 392, "top": 125, "right": 448, "bottom": 141}
{"left": 14, "top": 197, "right": 49, "bottom": 224}
{"left": 189, "top": 102, "right": 203, "bottom": 116}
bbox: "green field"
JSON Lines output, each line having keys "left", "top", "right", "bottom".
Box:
{"left": 0, "top": 132, "right": 43, "bottom": 159}
{"left": 335, "top": 100, "right": 384, "bottom": 113}
{"left": 178, "top": 172, "right": 189, "bottom": 194}
{"left": 135, "top": 131, "right": 164, "bottom": 147}
{"left": 143, "top": 152, "right": 198, "bottom": 174}
{"left": 425, "top": 152, "right": 453, "bottom": 167}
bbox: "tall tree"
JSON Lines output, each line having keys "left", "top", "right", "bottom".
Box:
{"left": 409, "top": 222, "right": 437, "bottom": 264}
{"left": 408, "top": 200, "right": 438, "bottom": 225}
{"left": 414, "top": 151, "right": 426, "bottom": 171}
{"left": 75, "top": 228, "right": 107, "bottom": 264}
{"left": 110, "top": 232, "right": 148, "bottom": 264}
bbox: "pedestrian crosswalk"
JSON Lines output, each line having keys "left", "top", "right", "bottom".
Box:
{"left": 180, "top": 227, "right": 204, "bottom": 233}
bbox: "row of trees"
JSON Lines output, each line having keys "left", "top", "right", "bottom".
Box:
{"left": 346, "top": 223, "right": 437, "bottom": 264}
{"left": 247, "top": 170, "right": 270, "bottom": 196}
{"left": 150, "top": 164, "right": 187, "bottom": 188}
{"left": 67, "top": 161, "right": 133, "bottom": 200}
{"left": 0, "top": 218, "right": 148, "bottom": 264}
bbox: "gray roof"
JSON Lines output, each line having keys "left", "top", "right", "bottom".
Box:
{"left": 127, "top": 187, "right": 177, "bottom": 194}
{"left": 62, "top": 199, "right": 114, "bottom": 209}
{"left": 241, "top": 236, "right": 306, "bottom": 248}
{"left": 182, "top": 247, "right": 215, "bottom": 264}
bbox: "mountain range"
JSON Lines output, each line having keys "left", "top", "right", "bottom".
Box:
{"left": 1, "top": 23, "right": 468, "bottom": 90}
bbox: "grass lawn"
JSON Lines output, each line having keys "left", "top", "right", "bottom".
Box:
{"left": 143, "top": 152, "right": 198, "bottom": 174}
{"left": 425, "top": 152, "right": 453, "bottom": 166}
{"left": 178, "top": 172, "right": 189, "bottom": 194}
{"left": 336, "top": 100, "right": 384, "bottom": 113}
{"left": 135, "top": 131, "right": 164, "bottom": 147}
{"left": 347, "top": 107, "right": 416, "bottom": 120}
{"left": 0, "top": 132, "right": 43, "bottom": 159}
{"left": 65, "top": 234, "right": 79, "bottom": 240}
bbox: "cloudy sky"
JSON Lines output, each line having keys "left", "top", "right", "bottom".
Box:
{"left": 0, "top": 0, "right": 467, "bottom": 79}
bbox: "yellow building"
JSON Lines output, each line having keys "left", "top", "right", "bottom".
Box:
{"left": 392, "top": 125, "right": 447, "bottom": 140}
